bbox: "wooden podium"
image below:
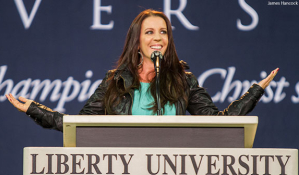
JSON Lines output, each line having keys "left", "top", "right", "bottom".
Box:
{"left": 23, "top": 115, "right": 298, "bottom": 175}
{"left": 63, "top": 115, "right": 258, "bottom": 148}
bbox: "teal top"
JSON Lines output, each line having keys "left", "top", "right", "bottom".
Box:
{"left": 132, "top": 82, "right": 176, "bottom": 115}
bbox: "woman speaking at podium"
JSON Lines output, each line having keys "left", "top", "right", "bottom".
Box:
{"left": 6, "top": 9, "right": 278, "bottom": 132}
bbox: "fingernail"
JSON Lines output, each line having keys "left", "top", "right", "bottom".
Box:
{"left": 277, "top": 68, "right": 279, "bottom": 71}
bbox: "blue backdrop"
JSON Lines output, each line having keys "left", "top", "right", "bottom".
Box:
{"left": 1, "top": 0, "right": 299, "bottom": 174}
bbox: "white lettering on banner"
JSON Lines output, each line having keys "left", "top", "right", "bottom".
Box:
{"left": 0, "top": 65, "right": 296, "bottom": 113}
{"left": 14, "top": 0, "right": 42, "bottom": 29}
{"left": 198, "top": 68, "right": 227, "bottom": 102}
{"left": 219, "top": 67, "right": 251, "bottom": 103}
{"left": 198, "top": 66, "right": 290, "bottom": 103}
{"left": 0, "top": 66, "right": 13, "bottom": 101}
{"left": 237, "top": 0, "right": 259, "bottom": 31}
{"left": 0, "top": 65, "right": 102, "bottom": 113}
{"left": 90, "top": 0, "right": 114, "bottom": 30}
{"left": 291, "top": 82, "right": 299, "bottom": 103}
{"left": 164, "top": 0, "right": 199, "bottom": 30}
{"left": 274, "top": 77, "right": 290, "bottom": 103}
{"left": 30, "top": 79, "right": 62, "bottom": 101}
{"left": 12, "top": 0, "right": 262, "bottom": 32}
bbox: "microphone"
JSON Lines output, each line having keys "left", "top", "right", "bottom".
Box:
{"left": 150, "top": 51, "right": 163, "bottom": 115}
{"left": 150, "top": 51, "right": 163, "bottom": 74}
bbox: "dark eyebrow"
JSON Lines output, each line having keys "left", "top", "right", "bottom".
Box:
{"left": 145, "top": 27, "right": 167, "bottom": 30}
{"left": 144, "top": 28, "right": 154, "bottom": 31}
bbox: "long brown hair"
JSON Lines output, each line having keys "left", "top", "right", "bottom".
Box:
{"left": 104, "top": 9, "right": 188, "bottom": 114}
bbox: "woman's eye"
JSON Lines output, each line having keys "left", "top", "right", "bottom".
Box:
{"left": 145, "top": 30, "right": 167, "bottom": 35}
{"left": 145, "top": 31, "right": 153, "bottom": 34}
{"left": 161, "top": 30, "right": 167, "bottom": 34}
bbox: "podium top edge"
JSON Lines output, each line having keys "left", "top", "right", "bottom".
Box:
{"left": 63, "top": 115, "right": 258, "bottom": 125}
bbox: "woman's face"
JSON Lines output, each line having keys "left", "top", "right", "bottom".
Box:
{"left": 139, "top": 16, "right": 168, "bottom": 60}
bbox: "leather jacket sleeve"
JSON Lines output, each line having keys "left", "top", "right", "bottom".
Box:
{"left": 26, "top": 102, "right": 64, "bottom": 131}
{"left": 186, "top": 72, "right": 264, "bottom": 115}
{"left": 25, "top": 71, "right": 112, "bottom": 132}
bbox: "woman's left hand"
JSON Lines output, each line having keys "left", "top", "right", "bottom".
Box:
{"left": 258, "top": 68, "right": 279, "bottom": 89}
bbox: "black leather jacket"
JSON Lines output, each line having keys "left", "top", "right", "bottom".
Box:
{"left": 26, "top": 64, "right": 264, "bottom": 132}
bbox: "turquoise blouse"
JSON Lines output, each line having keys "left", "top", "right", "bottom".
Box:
{"left": 132, "top": 82, "right": 176, "bottom": 115}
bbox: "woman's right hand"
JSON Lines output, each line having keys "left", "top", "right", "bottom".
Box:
{"left": 5, "top": 93, "right": 32, "bottom": 113}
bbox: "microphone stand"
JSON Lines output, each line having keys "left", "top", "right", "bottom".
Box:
{"left": 155, "top": 56, "right": 161, "bottom": 115}
{"left": 151, "top": 51, "right": 162, "bottom": 115}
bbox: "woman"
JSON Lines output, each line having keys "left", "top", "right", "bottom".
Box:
{"left": 6, "top": 9, "right": 278, "bottom": 132}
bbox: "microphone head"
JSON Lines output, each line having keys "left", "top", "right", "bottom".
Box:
{"left": 151, "top": 51, "right": 163, "bottom": 62}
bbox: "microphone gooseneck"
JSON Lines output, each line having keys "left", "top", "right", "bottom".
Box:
{"left": 150, "top": 51, "right": 163, "bottom": 115}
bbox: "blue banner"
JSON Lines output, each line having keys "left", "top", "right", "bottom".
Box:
{"left": 1, "top": 0, "right": 298, "bottom": 174}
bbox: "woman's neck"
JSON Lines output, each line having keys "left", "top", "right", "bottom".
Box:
{"left": 138, "top": 57, "right": 156, "bottom": 83}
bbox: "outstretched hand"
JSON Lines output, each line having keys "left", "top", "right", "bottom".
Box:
{"left": 5, "top": 93, "right": 32, "bottom": 113}
{"left": 258, "top": 68, "right": 279, "bottom": 89}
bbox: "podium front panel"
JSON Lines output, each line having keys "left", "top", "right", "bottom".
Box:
{"left": 76, "top": 127, "right": 244, "bottom": 147}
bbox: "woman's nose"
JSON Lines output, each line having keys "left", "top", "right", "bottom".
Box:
{"left": 153, "top": 33, "right": 162, "bottom": 41}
